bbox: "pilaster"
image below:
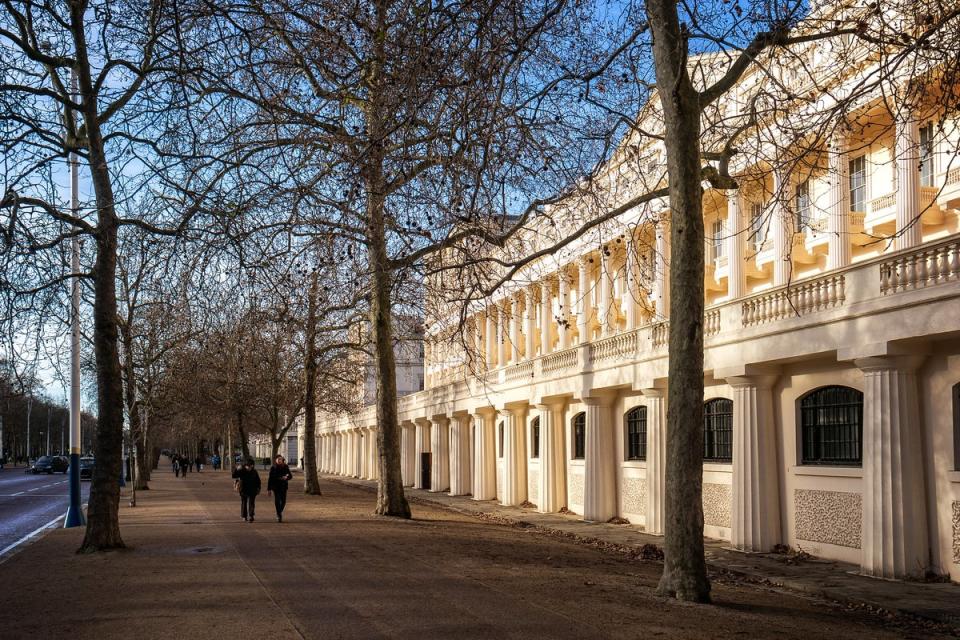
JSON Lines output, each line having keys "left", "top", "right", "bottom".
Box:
{"left": 524, "top": 288, "right": 535, "bottom": 360}
{"left": 558, "top": 270, "right": 571, "bottom": 348}
{"left": 726, "top": 191, "right": 745, "bottom": 299}
{"left": 472, "top": 411, "right": 497, "bottom": 500}
{"left": 727, "top": 375, "right": 781, "bottom": 551}
{"left": 499, "top": 407, "right": 528, "bottom": 507}
{"left": 509, "top": 297, "right": 521, "bottom": 364}
{"left": 827, "top": 134, "right": 851, "bottom": 270}
{"left": 400, "top": 422, "right": 415, "bottom": 486}
{"left": 582, "top": 397, "right": 616, "bottom": 522}
{"left": 895, "top": 114, "right": 922, "bottom": 250}
{"left": 536, "top": 402, "right": 567, "bottom": 513}
{"left": 540, "top": 280, "right": 551, "bottom": 356}
{"left": 414, "top": 418, "right": 431, "bottom": 490}
{"left": 577, "top": 256, "right": 591, "bottom": 343}
{"left": 430, "top": 416, "right": 450, "bottom": 492}
{"left": 772, "top": 170, "right": 791, "bottom": 286}
{"left": 642, "top": 389, "right": 667, "bottom": 535}
{"left": 449, "top": 415, "right": 472, "bottom": 496}
{"left": 653, "top": 220, "right": 670, "bottom": 320}
{"left": 856, "top": 355, "right": 929, "bottom": 578}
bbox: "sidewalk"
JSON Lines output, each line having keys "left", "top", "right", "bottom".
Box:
{"left": 329, "top": 474, "right": 960, "bottom": 629}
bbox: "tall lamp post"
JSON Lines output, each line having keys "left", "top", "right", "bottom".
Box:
{"left": 64, "top": 66, "right": 85, "bottom": 528}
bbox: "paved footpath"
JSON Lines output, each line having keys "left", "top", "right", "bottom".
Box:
{"left": 0, "top": 465, "right": 956, "bottom": 639}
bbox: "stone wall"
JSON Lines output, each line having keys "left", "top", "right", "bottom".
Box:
{"left": 622, "top": 477, "right": 646, "bottom": 515}
{"left": 703, "top": 483, "right": 732, "bottom": 528}
{"left": 528, "top": 468, "right": 540, "bottom": 506}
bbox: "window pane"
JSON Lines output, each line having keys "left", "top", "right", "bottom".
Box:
{"left": 626, "top": 406, "right": 647, "bottom": 461}
{"left": 800, "top": 386, "right": 863, "bottom": 466}
{"left": 573, "top": 413, "right": 585, "bottom": 460}
{"left": 703, "top": 398, "right": 733, "bottom": 462}
{"left": 920, "top": 124, "right": 935, "bottom": 187}
{"left": 849, "top": 156, "right": 866, "bottom": 212}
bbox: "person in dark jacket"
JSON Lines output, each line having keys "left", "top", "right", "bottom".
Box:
{"left": 267, "top": 455, "right": 294, "bottom": 522}
{"left": 232, "top": 459, "right": 261, "bottom": 522}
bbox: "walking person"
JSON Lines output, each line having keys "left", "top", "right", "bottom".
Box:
{"left": 268, "top": 455, "right": 294, "bottom": 522}
{"left": 173, "top": 456, "right": 180, "bottom": 477}
{"left": 233, "top": 458, "right": 261, "bottom": 522}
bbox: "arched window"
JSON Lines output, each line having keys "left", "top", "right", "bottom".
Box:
{"left": 625, "top": 406, "right": 647, "bottom": 461}
{"left": 530, "top": 417, "right": 541, "bottom": 459}
{"left": 497, "top": 421, "right": 504, "bottom": 458}
{"left": 703, "top": 398, "right": 733, "bottom": 463}
{"left": 800, "top": 386, "right": 863, "bottom": 466}
{"left": 572, "top": 412, "right": 586, "bottom": 460}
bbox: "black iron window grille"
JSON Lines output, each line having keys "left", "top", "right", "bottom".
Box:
{"left": 800, "top": 386, "right": 863, "bottom": 466}
{"left": 626, "top": 406, "right": 647, "bottom": 461}
{"left": 703, "top": 398, "right": 733, "bottom": 463}
{"left": 572, "top": 412, "right": 586, "bottom": 460}
{"left": 498, "top": 421, "right": 504, "bottom": 458}
{"left": 531, "top": 417, "right": 540, "bottom": 459}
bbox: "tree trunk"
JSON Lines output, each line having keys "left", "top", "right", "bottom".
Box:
{"left": 647, "top": 0, "right": 711, "bottom": 602}
{"left": 237, "top": 412, "right": 250, "bottom": 459}
{"left": 119, "top": 320, "right": 148, "bottom": 491}
{"left": 365, "top": 2, "right": 410, "bottom": 519}
{"left": 74, "top": 6, "right": 125, "bottom": 553}
{"left": 302, "top": 269, "right": 322, "bottom": 495}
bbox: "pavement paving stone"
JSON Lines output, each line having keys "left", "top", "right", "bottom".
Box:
{"left": 327, "top": 475, "right": 960, "bottom": 629}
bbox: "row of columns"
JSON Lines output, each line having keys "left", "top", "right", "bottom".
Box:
{"left": 318, "top": 354, "right": 925, "bottom": 578}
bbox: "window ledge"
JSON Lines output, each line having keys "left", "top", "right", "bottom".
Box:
{"left": 621, "top": 461, "right": 647, "bottom": 469}
{"left": 703, "top": 462, "right": 732, "bottom": 473}
{"left": 947, "top": 471, "right": 960, "bottom": 484}
{"left": 791, "top": 465, "right": 862, "bottom": 478}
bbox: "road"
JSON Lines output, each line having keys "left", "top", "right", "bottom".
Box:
{"left": 0, "top": 466, "right": 89, "bottom": 556}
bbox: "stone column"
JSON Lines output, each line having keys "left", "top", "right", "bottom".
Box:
{"left": 414, "top": 418, "right": 431, "bottom": 490}
{"left": 472, "top": 412, "right": 497, "bottom": 500}
{"left": 524, "top": 288, "right": 535, "bottom": 360}
{"left": 600, "top": 247, "right": 614, "bottom": 336}
{"left": 653, "top": 221, "right": 670, "bottom": 320}
{"left": 430, "top": 416, "right": 450, "bottom": 492}
{"left": 772, "top": 170, "right": 791, "bottom": 286}
{"left": 895, "top": 113, "right": 922, "bottom": 251}
{"left": 827, "top": 134, "right": 851, "bottom": 270}
{"left": 509, "top": 297, "right": 521, "bottom": 364}
{"left": 352, "top": 430, "right": 361, "bottom": 477}
{"left": 449, "top": 415, "right": 472, "bottom": 496}
{"left": 367, "top": 428, "right": 379, "bottom": 480}
{"left": 334, "top": 433, "right": 341, "bottom": 475}
{"left": 536, "top": 403, "right": 566, "bottom": 513}
{"left": 496, "top": 305, "right": 507, "bottom": 367}
{"left": 728, "top": 375, "right": 781, "bottom": 551}
{"left": 577, "top": 257, "right": 592, "bottom": 342}
{"left": 485, "top": 310, "right": 496, "bottom": 367}
{"left": 624, "top": 237, "right": 638, "bottom": 330}
{"left": 726, "top": 191, "right": 746, "bottom": 299}
{"left": 499, "top": 407, "right": 528, "bottom": 507}
{"left": 558, "top": 269, "right": 571, "bottom": 348}
{"left": 642, "top": 389, "right": 666, "bottom": 535}
{"left": 401, "top": 423, "right": 415, "bottom": 486}
{"left": 856, "top": 356, "right": 929, "bottom": 578}
{"left": 540, "top": 280, "right": 551, "bottom": 356}
{"left": 582, "top": 398, "right": 616, "bottom": 522}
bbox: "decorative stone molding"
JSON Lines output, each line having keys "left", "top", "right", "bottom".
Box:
{"left": 622, "top": 477, "right": 647, "bottom": 515}
{"left": 703, "top": 483, "right": 732, "bottom": 528}
{"left": 794, "top": 489, "right": 862, "bottom": 549}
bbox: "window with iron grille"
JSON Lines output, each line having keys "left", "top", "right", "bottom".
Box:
{"left": 572, "top": 412, "right": 585, "bottom": 460}
{"left": 795, "top": 179, "right": 811, "bottom": 230}
{"left": 800, "top": 386, "right": 863, "bottom": 466}
{"left": 849, "top": 155, "right": 866, "bottom": 212}
{"left": 749, "top": 203, "right": 767, "bottom": 247}
{"left": 920, "top": 123, "right": 935, "bottom": 187}
{"left": 531, "top": 417, "right": 540, "bottom": 459}
{"left": 626, "top": 406, "right": 647, "bottom": 461}
{"left": 703, "top": 398, "right": 733, "bottom": 463}
{"left": 498, "top": 421, "right": 504, "bottom": 458}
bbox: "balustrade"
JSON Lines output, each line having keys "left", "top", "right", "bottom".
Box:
{"left": 588, "top": 330, "right": 637, "bottom": 365}
{"left": 541, "top": 347, "right": 578, "bottom": 375}
{"left": 704, "top": 309, "right": 721, "bottom": 336}
{"left": 505, "top": 360, "right": 534, "bottom": 382}
{"left": 741, "top": 275, "right": 845, "bottom": 326}
{"left": 651, "top": 321, "right": 669, "bottom": 348}
{"left": 880, "top": 239, "right": 960, "bottom": 294}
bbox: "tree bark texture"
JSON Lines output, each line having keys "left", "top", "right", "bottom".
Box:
{"left": 647, "top": 0, "right": 711, "bottom": 602}
{"left": 74, "top": 1, "right": 125, "bottom": 553}
{"left": 302, "top": 269, "right": 322, "bottom": 495}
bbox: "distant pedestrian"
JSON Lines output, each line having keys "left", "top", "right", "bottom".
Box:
{"left": 173, "top": 456, "right": 180, "bottom": 477}
{"left": 268, "top": 455, "right": 294, "bottom": 523}
{"left": 195, "top": 455, "right": 203, "bottom": 473}
{"left": 233, "top": 459, "right": 261, "bottom": 522}
{"left": 181, "top": 457, "right": 189, "bottom": 477}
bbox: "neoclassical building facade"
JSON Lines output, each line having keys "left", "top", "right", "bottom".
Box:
{"left": 313, "top": 4, "right": 960, "bottom": 581}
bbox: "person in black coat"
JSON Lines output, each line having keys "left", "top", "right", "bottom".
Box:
{"left": 232, "top": 459, "right": 262, "bottom": 522}
{"left": 268, "top": 455, "right": 294, "bottom": 522}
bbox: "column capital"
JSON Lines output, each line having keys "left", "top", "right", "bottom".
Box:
{"left": 581, "top": 394, "right": 614, "bottom": 407}
{"left": 725, "top": 374, "right": 778, "bottom": 390}
{"left": 414, "top": 417, "right": 431, "bottom": 427}
{"left": 854, "top": 354, "right": 926, "bottom": 373}
{"left": 640, "top": 387, "right": 665, "bottom": 398}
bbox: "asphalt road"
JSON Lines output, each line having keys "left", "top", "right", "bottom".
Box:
{"left": 0, "top": 466, "right": 89, "bottom": 556}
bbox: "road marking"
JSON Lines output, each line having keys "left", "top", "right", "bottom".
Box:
{"left": 27, "top": 487, "right": 40, "bottom": 492}
{"left": 11, "top": 491, "right": 24, "bottom": 496}
{"left": 0, "top": 513, "right": 65, "bottom": 559}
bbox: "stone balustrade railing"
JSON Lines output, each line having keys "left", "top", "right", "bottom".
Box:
{"left": 946, "top": 167, "right": 960, "bottom": 186}
{"left": 880, "top": 238, "right": 960, "bottom": 294}
{"left": 741, "top": 274, "right": 846, "bottom": 326}
{"left": 542, "top": 347, "right": 578, "bottom": 375}
{"left": 588, "top": 330, "right": 638, "bottom": 365}
{"left": 651, "top": 321, "right": 669, "bottom": 348}
{"left": 704, "top": 308, "right": 722, "bottom": 336}
{"left": 869, "top": 192, "right": 896, "bottom": 213}
{"left": 505, "top": 360, "right": 535, "bottom": 382}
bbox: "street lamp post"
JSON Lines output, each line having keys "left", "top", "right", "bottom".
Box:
{"left": 26, "top": 394, "right": 32, "bottom": 464}
{"left": 64, "top": 66, "right": 85, "bottom": 528}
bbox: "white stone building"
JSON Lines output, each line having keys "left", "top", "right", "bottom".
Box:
{"left": 315, "top": 3, "right": 960, "bottom": 582}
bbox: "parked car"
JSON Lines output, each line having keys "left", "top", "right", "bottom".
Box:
{"left": 79, "top": 457, "right": 95, "bottom": 480}
{"left": 31, "top": 455, "right": 69, "bottom": 474}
